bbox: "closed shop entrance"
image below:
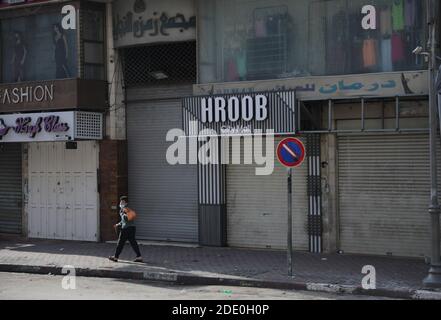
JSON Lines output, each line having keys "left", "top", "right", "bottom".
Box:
{"left": 337, "top": 134, "right": 441, "bottom": 257}
{"left": 126, "top": 98, "right": 199, "bottom": 243}
{"left": 27, "top": 141, "right": 99, "bottom": 241}
{"left": 226, "top": 137, "right": 309, "bottom": 250}
{"left": 0, "top": 143, "right": 22, "bottom": 234}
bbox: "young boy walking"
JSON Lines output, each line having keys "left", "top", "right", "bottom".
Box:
{"left": 109, "top": 196, "right": 143, "bottom": 262}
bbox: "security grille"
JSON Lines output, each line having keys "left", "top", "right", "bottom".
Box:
{"left": 75, "top": 112, "right": 103, "bottom": 140}
{"left": 121, "top": 41, "right": 196, "bottom": 86}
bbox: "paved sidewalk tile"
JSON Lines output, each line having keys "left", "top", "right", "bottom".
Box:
{"left": 0, "top": 237, "right": 431, "bottom": 291}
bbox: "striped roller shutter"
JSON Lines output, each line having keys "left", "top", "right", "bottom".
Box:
{"left": 126, "top": 98, "right": 198, "bottom": 243}
{"left": 337, "top": 134, "right": 441, "bottom": 258}
{"left": 226, "top": 136, "right": 309, "bottom": 250}
{"left": 0, "top": 143, "right": 22, "bottom": 234}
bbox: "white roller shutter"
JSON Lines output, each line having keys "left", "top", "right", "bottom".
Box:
{"left": 226, "top": 137, "right": 309, "bottom": 250}
{"left": 126, "top": 100, "right": 198, "bottom": 243}
{"left": 338, "top": 134, "right": 441, "bottom": 257}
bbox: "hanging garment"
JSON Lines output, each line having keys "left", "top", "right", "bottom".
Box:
{"left": 380, "top": 7, "right": 392, "bottom": 36}
{"left": 350, "top": 39, "right": 364, "bottom": 74}
{"left": 381, "top": 39, "right": 393, "bottom": 71}
{"left": 405, "top": 0, "right": 416, "bottom": 28}
{"left": 391, "top": 32, "right": 405, "bottom": 63}
{"left": 363, "top": 38, "right": 377, "bottom": 68}
{"left": 392, "top": 0, "right": 405, "bottom": 31}
{"left": 255, "top": 18, "right": 267, "bottom": 37}
{"left": 327, "top": 10, "right": 347, "bottom": 74}
{"left": 236, "top": 51, "right": 247, "bottom": 79}
{"left": 226, "top": 58, "right": 239, "bottom": 81}
{"left": 266, "top": 15, "right": 281, "bottom": 35}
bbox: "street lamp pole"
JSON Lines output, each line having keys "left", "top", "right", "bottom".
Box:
{"left": 423, "top": 0, "right": 441, "bottom": 288}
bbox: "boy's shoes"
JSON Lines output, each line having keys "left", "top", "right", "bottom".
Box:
{"left": 108, "top": 256, "right": 118, "bottom": 262}
{"left": 134, "top": 257, "right": 143, "bottom": 263}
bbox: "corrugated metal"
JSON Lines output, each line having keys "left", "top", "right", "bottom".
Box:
{"left": 0, "top": 143, "right": 22, "bottom": 234}
{"left": 127, "top": 98, "right": 198, "bottom": 243}
{"left": 226, "top": 137, "right": 309, "bottom": 250}
{"left": 338, "top": 134, "right": 441, "bottom": 257}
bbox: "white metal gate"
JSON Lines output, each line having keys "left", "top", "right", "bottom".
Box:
{"left": 27, "top": 141, "right": 99, "bottom": 242}
{"left": 226, "top": 137, "right": 309, "bottom": 250}
{"left": 337, "top": 134, "right": 441, "bottom": 257}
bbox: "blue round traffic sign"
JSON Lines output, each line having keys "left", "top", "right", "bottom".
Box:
{"left": 277, "top": 138, "right": 306, "bottom": 168}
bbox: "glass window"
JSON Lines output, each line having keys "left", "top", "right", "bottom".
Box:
{"left": 198, "top": 0, "right": 427, "bottom": 83}
{"left": 1, "top": 12, "right": 78, "bottom": 83}
{"left": 81, "top": 9, "right": 105, "bottom": 80}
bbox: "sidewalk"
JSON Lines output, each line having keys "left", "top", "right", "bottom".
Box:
{"left": 0, "top": 236, "right": 440, "bottom": 299}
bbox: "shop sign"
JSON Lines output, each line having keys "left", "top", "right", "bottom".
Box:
{"left": 0, "top": 84, "right": 54, "bottom": 105}
{"left": 183, "top": 91, "right": 296, "bottom": 137}
{"left": 113, "top": 0, "right": 196, "bottom": 47}
{"left": 0, "top": 111, "right": 73, "bottom": 142}
{"left": 194, "top": 71, "right": 428, "bottom": 100}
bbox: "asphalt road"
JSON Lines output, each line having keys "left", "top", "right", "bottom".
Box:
{"left": 0, "top": 272, "right": 392, "bottom": 300}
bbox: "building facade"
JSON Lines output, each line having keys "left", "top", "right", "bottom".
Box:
{"left": 0, "top": 0, "right": 112, "bottom": 242}
{"left": 1, "top": 0, "right": 440, "bottom": 260}
{"left": 110, "top": 0, "right": 441, "bottom": 259}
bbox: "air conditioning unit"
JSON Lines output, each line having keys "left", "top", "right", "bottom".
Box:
{"left": 6, "top": 0, "right": 26, "bottom": 5}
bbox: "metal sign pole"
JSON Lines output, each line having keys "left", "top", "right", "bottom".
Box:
{"left": 287, "top": 168, "right": 293, "bottom": 277}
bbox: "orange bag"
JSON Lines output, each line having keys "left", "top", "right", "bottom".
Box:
{"left": 124, "top": 207, "right": 137, "bottom": 222}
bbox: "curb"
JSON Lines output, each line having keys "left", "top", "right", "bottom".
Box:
{"left": 1, "top": 263, "right": 440, "bottom": 300}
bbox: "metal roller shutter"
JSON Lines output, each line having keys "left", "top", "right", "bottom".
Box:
{"left": 226, "top": 137, "right": 309, "bottom": 250}
{"left": 0, "top": 143, "right": 22, "bottom": 234}
{"left": 338, "top": 134, "right": 441, "bottom": 257}
{"left": 127, "top": 100, "right": 198, "bottom": 243}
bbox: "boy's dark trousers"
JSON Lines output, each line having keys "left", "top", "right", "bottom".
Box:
{"left": 115, "top": 226, "right": 141, "bottom": 258}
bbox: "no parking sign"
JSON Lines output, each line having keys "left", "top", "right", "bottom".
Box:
{"left": 277, "top": 137, "right": 306, "bottom": 168}
{"left": 277, "top": 137, "right": 306, "bottom": 277}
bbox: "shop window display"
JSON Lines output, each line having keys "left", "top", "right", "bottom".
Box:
{"left": 198, "top": 0, "right": 426, "bottom": 84}
{"left": 1, "top": 12, "right": 78, "bottom": 83}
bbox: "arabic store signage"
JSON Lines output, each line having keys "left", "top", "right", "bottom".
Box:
{"left": 194, "top": 71, "right": 429, "bottom": 100}
{"left": 113, "top": 0, "right": 196, "bottom": 47}
{"left": 0, "top": 112, "right": 74, "bottom": 143}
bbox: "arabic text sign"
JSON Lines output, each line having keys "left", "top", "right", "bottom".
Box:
{"left": 277, "top": 138, "right": 306, "bottom": 168}
{"left": 112, "top": 0, "right": 196, "bottom": 47}
{"left": 194, "top": 71, "right": 428, "bottom": 100}
{"left": 0, "top": 112, "right": 74, "bottom": 143}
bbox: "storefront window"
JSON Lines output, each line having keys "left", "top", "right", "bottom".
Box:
{"left": 1, "top": 12, "right": 78, "bottom": 83}
{"left": 82, "top": 8, "right": 105, "bottom": 80}
{"left": 198, "top": 0, "right": 427, "bottom": 83}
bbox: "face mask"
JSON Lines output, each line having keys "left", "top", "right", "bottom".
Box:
{"left": 119, "top": 203, "right": 127, "bottom": 209}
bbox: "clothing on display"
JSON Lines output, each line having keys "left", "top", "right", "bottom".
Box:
{"left": 381, "top": 39, "right": 393, "bottom": 72}
{"left": 363, "top": 38, "right": 377, "bottom": 68}
{"left": 255, "top": 18, "right": 267, "bottom": 37}
{"left": 236, "top": 51, "right": 247, "bottom": 79}
{"left": 380, "top": 7, "right": 392, "bottom": 36}
{"left": 404, "top": 0, "right": 416, "bottom": 28}
{"left": 391, "top": 32, "right": 405, "bottom": 63}
{"left": 327, "top": 10, "right": 347, "bottom": 74}
{"left": 226, "top": 57, "right": 239, "bottom": 81}
{"left": 392, "top": 0, "right": 405, "bottom": 31}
